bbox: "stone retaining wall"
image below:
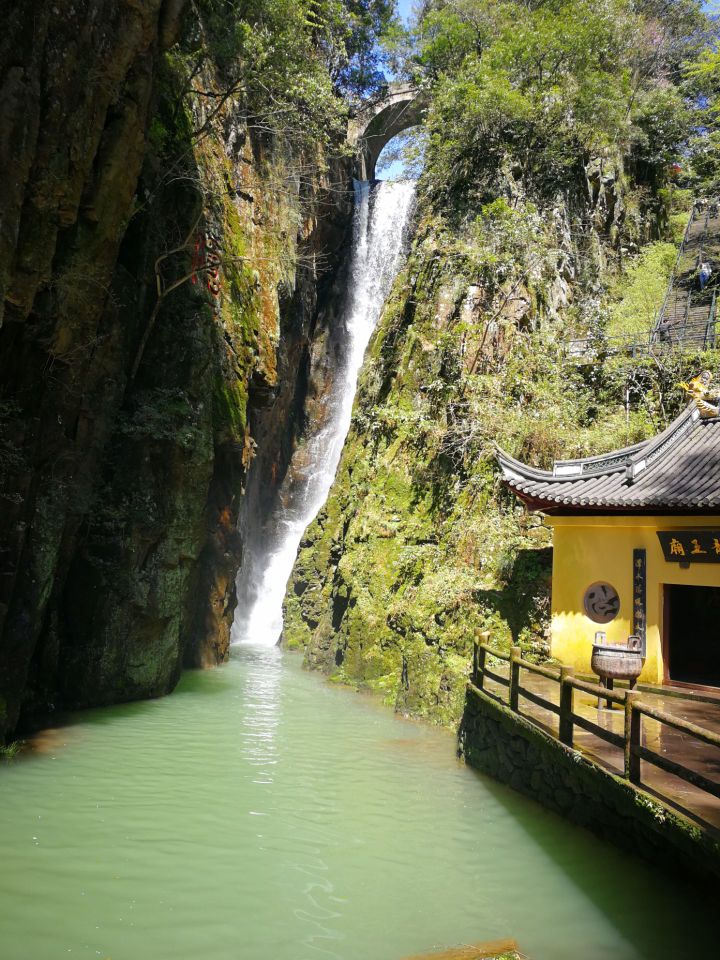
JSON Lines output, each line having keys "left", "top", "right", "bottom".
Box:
{"left": 459, "top": 683, "right": 720, "bottom": 886}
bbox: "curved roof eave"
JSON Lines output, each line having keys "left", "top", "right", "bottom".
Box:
{"left": 495, "top": 402, "right": 720, "bottom": 514}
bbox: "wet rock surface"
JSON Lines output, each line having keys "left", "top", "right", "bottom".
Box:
{"left": 460, "top": 683, "right": 720, "bottom": 886}
{"left": 283, "top": 158, "right": 672, "bottom": 726}
{"left": 0, "top": 2, "right": 352, "bottom": 740}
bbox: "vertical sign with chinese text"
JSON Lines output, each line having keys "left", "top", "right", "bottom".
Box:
{"left": 633, "top": 548, "right": 646, "bottom": 655}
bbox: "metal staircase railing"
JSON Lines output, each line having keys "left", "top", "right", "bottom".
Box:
{"left": 566, "top": 317, "right": 720, "bottom": 360}
{"left": 565, "top": 200, "right": 720, "bottom": 361}
{"left": 705, "top": 290, "right": 717, "bottom": 349}
{"left": 682, "top": 288, "right": 692, "bottom": 340}
{"left": 652, "top": 203, "right": 698, "bottom": 338}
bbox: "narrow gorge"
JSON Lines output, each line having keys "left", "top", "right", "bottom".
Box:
{"left": 0, "top": 0, "right": 360, "bottom": 741}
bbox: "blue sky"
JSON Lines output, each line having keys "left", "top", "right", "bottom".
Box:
{"left": 397, "top": 0, "right": 415, "bottom": 24}
{"left": 375, "top": 1, "right": 421, "bottom": 177}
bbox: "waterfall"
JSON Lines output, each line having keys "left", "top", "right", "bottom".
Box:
{"left": 231, "top": 179, "right": 416, "bottom": 647}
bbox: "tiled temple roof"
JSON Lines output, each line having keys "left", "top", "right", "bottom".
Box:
{"left": 496, "top": 404, "right": 720, "bottom": 514}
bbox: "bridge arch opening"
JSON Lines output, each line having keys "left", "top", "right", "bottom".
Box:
{"left": 348, "top": 84, "right": 425, "bottom": 180}
{"left": 376, "top": 126, "right": 426, "bottom": 181}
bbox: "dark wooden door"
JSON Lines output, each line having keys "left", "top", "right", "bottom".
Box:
{"left": 665, "top": 584, "right": 720, "bottom": 687}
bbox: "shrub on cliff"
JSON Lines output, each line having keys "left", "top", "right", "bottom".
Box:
{"left": 394, "top": 0, "right": 711, "bottom": 207}
{"left": 181, "top": 0, "right": 396, "bottom": 151}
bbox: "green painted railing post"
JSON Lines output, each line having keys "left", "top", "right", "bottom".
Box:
{"left": 559, "top": 666, "right": 575, "bottom": 746}
{"left": 624, "top": 691, "right": 641, "bottom": 784}
{"left": 509, "top": 646, "right": 521, "bottom": 712}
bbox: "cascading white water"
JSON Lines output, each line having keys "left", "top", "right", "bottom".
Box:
{"left": 231, "top": 179, "right": 416, "bottom": 647}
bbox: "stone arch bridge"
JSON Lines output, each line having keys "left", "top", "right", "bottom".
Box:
{"left": 347, "top": 83, "right": 425, "bottom": 180}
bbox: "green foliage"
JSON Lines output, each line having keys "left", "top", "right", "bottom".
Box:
{"left": 402, "top": 0, "right": 714, "bottom": 206}
{"left": 0, "top": 740, "right": 23, "bottom": 763}
{"left": 336, "top": 0, "right": 399, "bottom": 98}
{"left": 630, "top": 86, "right": 691, "bottom": 170}
{"left": 662, "top": 186, "right": 695, "bottom": 237}
{"left": 607, "top": 241, "right": 678, "bottom": 336}
{"left": 685, "top": 43, "right": 720, "bottom": 192}
{"left": 183, "top": 0, "right": 396, "bottom": 151}
{"left": 689, "top": 129, "right": 720, "bottom": 191}
{"left": 685, "top": 46, "right": 720, "bottom": 95}
{"left": 418, "top": 0, "right": 633, "bottom": 201}
{"left": 464, "top": 198, "right": 552, "bottom": 295}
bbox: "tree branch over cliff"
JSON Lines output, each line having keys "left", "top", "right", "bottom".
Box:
{"left": 129, "top": 210, "right": 331, "bottom": 382}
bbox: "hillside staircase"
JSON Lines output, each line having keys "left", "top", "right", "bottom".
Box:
{"left": 567, "top": 200, "right": 720, "bottom": 361}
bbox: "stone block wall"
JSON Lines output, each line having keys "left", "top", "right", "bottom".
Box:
{"left": 459, "top": 683, "right": 720, "bottom": 886}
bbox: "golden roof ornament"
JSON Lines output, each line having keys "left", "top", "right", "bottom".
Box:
{"left": 680, "top": 370, "right": 720, "bottom": 418}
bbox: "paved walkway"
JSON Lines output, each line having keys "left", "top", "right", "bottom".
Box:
{"left": 481, "top": 666, "right": 720, "bottom": 832}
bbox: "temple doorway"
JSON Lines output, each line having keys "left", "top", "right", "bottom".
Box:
{"left": 665, "top": 584, "right": 720, "bottom": 687}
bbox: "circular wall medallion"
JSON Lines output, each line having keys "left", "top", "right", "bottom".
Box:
{"left": 583, "top": 582, "right": 620, "bottom": 624}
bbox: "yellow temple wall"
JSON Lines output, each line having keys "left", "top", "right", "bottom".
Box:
{"left": 547, "top": 515, "right": 720, "bottom": 683}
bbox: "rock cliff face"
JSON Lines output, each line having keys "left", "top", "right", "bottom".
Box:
{"left": 283, "top": 161, "right": 689, "bottom": 724}
{"left": 0, "top": 1, "right": 352, "bottom": 741}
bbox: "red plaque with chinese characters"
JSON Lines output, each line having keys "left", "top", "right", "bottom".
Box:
{"left": 657, "top": 531, "right": 720, "bottom": 563}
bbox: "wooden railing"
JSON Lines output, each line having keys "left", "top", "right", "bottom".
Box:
{"left": 471, "top": 635, "right": 720, "bottom": 807}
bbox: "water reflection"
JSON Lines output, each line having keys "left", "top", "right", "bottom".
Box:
{"left": 292, "top": 856, "right": 345, "bottom": 960}
{"left": 233, "top": 646, "right": 345, "bottom": 959}
{"left": 235, "top": 645, "right": 281, "bottom": 781}
{"left": 0, "top": 652, "right": 715, "bottom": 960}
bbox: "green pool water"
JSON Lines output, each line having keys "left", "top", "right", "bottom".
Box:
{"left": 0, "top": 646, "right": 713, "bottom": 960}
